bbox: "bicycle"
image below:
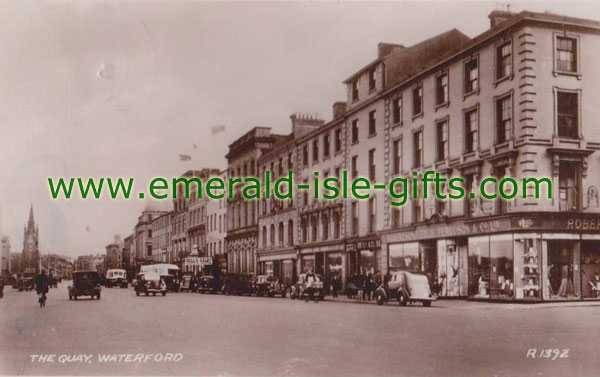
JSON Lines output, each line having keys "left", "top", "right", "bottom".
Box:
{"left": 38, "top": 292, "right": 47, "bottom": 307}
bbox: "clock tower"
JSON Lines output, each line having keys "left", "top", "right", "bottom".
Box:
{"left": 21, "top": 204, "right": 40, "bottom": 275}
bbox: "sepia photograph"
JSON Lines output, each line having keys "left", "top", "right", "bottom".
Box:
{"left": 1, "top": 1, "right": 600, "bottom": 376}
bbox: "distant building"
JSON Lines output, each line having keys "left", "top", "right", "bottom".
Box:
{"left": 41, "top": 254, "right": 73, "bottom": 279}
{"left": 105, "top": 235, "right": 123, "bottom": 269}
{"left": 152, "top": 212, "right": 172, "bottom": 263}
{"left": 1, "top": 236, "right": 10, "bottom": 280}
{"left": 21, "top": 205, "right": 40, "bottom": 275}
{"left": 134, "top": 201, "right": 169, "bottom": 271}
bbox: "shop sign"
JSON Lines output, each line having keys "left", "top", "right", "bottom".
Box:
{"left": 345, "top": 239, "right": 381, "bottom": 252}
{"left": 198, "top": 257, "right": 213, "bottom": 266}
{"left": 385, "top": 218, "right": 511, "bottom": 242}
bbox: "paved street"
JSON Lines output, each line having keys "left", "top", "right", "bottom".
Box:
{"left": 1, "top": 282, "right": 599, "bottom": 377}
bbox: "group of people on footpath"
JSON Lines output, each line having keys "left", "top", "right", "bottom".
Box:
{"left": 345, "top": 271, "right": 383, "bottom": 301}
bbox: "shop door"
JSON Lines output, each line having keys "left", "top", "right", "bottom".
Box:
{"left": 315, "top": 252, "right": 325, "bottom": 276}
{"left": 581, "top": 241, "right": 600, "bottom": 299}
{"left": 546, "top": 239, "right": 580, "bottom": 300}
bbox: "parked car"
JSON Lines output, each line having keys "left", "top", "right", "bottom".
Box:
{"left": 17, "top": 277, "right": 35, "bottom": 292}
{"left": 69, "top": 271, "right": 102, "bottom": 300}
{"left": 221, "top": 274, "right": 253, "bottom": 296}
{"left": 134, "top": 272, "right": 167, "bottom": 296}
{"left": 179, "top": 275, "right": 198, "bottom": 292}
{"left": 374, "top": 271, "right": 436, "bottom": 307}
{"left": 290, "top": 273, "right": 324, "bottom": 301}
{"left": 197, "top": 276, "right": 219, "bottom": 294}
{"left": 252, "top": 275, "right": 287, "bottom": 297}
{"left": 105, "top": 269, "right": 128, "bottom": 288}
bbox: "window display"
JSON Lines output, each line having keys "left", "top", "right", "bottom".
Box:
{"left": 302, "top": 255, "right": 315, "bottom": 273}
{"left": 388, "top": 242, "right": 420, "bottom": 272}
{"left": 490, "top": 234, "right": 514, "bottom": 299}
{"left": 581, "top": 241, "right": 600, "bottom": 299}
{"left": 514, "top": 234, "right": 541, "bottom": 300}
{"left": 468, "top": 236, "right": 490, "bottom": 298}
{"left": 360, "top": 250, "right": 376, "bottom": 275}
{"left": 545, "top": 239, "right": 580, "bottom": 300}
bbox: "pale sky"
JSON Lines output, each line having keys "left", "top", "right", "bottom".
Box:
{"left": 1, "top": 0, "right": 599, "bottom": 258}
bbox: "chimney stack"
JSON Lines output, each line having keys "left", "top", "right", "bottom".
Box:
{"left": 488, "top": 10, "right": 515, "bottom": 28}
{"left": 378, "top": 43, "right": 405, "bottom": 58}
{"left": 332, "top": 102, "right": 347, "bottom": 120}
{"left": 290, "top": 113, "right": 325, "bottom": 139}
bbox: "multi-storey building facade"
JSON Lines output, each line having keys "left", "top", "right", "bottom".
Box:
{"left": 1, "top": 236, "right": 10, "bottom": 281}
{"left": 294, "top": 110, "right": 347, "bottom": 287}
{"left": 122, "top": 233, "right": 134, "bottom": 278}
{"left": 186, "top": 168, "right": 221, "bottom": 258}
{"left": 206, "top": 169, "right": 227, "bottom": 259}
{"left": 105, "top": 235, "right": 123, "bottom": 269}
{"left": 134, "top": 204, "right": 169, "bottom": 271}
{"left": 226, "top": 127, "right": 287, "bottom": 276}
{"left": 362, "top": 10, "right": 600, "bottom": 302}
{"left": 152, "top": 212, "right": 172, "bottom": 263}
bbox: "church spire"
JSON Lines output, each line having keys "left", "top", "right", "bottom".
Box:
{"left": 27, "top": 203, "right": 35, "bottom": 232}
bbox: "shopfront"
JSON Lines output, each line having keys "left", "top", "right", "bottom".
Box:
{"left": 299, "top": 243, "right": 345, "bottom": 291}
{"left": 345, "top": 237, "right": 381, "bottom": 278}
{"left": 257, "top": 252, "right": 296, "bottom": 287}
{"left": 381, "top": 213, "right": 600, "bottom": 302}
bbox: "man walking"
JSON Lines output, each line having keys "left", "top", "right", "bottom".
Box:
{"left": 36, "top": 270, "right": 50, "bottom": 307}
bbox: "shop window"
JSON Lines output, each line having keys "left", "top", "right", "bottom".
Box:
{"left": 581, "top": 241, "right": 600, "bottom": 299}
{"left": 360, "top": 250, "right": 376, "bottom": 275}
{"left": 555, "top": 36, "right": 577, "bottom": 73}
{"left": 546, "top": 239, "right": 580, "bottom": 300}
{"left": 496, "top": 41, "right": 512, "bottom": 80}
{"left": 559, "top": 161, "right": 581, "bottom": 212}
{"left": 557, "top": 91, "right": 579, "bottom": 139}
{"left": 302, "top": 255, "right": 315, "bottom": 274}
{"left": 464, "top": 58, "right": 478, "bottom": 94}
{"left": 468, "top": 235, "right": 490, "bottom": 298}
{"left": 436, "top": 72, "right": 449, "bottom": 105}
{"left": 464, "top": 109, "right": 478, "bottom": 153}
{"left": 496, "top": 95, "right": 512, "bottom": 143}
{"left": 388, "top": 242, "right": 420, "bottom": 273}
{"left": 514, "top": 235, "right": 541, "bottom": 300}
{"left": 489, "top": 234, "right": 514, "bottom": 299}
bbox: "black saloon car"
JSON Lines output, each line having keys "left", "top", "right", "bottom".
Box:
{"left": 69, "top": 271, "right": 102, "bottom": 300}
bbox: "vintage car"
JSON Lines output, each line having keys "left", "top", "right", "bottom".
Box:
{"left": 375, "top": 271, "right": 436, "bottom": 307}
{"left": 69, "top": 271, "right": 102, "bottom": 300}
{"left": 17, "top": 277, "right": 35, "bottom": 292}
{"left": 290, "top": 273, "right": 324, "bottom": 301}
{"left": 221, "top": 274, "right": 253, "bottom": 296}
{"left": 252, "top": 275, "right": 287, "bottom": 298}
{"left": 105, "top": 269, "right": 128, "bottom": 288}
{"left": 134, "top": 272, "right": 167, "bottom": 296}
{"left": 140, "top": 264, "right": 181, "bottom": 292}
{"left": 179, "top": 275, "right": 198, "bottom": 293}
{"left": 197, "top": 276, "right": 220, "bottom": 294}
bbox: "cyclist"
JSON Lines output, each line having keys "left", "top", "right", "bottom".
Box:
{"left": 35, "top": 270, "right": 50, "bottom": 307}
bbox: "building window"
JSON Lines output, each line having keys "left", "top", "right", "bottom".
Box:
{"left": 436, "top": 119, "right": 449, "bottom": 161}
{"left": 392, "top": 207, "right": 401, "bottom": 229}
{"left": 312, "top": 140, "right": 319, "bottom": 163}
{"left": 288, "top": 220, "right": 294, "bottom": 246}
{"left": 368, "top": 149, "right": 376, "bottom": 181}
{"left": 351, "top": 155, "right": 358, "bottom": 179}
{"left": 412, "top": 197, "right": 422, "bottom": 223}
{"left": 301, "top": 219, "right": 307, "bottom": 243}
{"left": 493, "top": 167, "right": 508, "bottom": 215}
{"left": 413, "top": 130, "right": 423, "bottom": 168}
{"left": 278, "top": 158, "right": 284, "bottom": 176}
{"left": 392, "top": 138, "right": 402, "bottom": 175}
{"left": 559, "top": 161, "right": 581, "bottom": 212}
{"left": 368, "top": 110, "right": 376, "bottom": 135}
{"left": 324, "top": 133, "right": 330, "bottom": 158}
{"left": 496, "top": 41, "right": 512, "bottom": 80}
{"left": 351, "top": 119, "right": 359, "bottom": 143}
{"left": 288, "top": 152, "right": 293, "bottom": 169}
{"left": 311, "top": 217, "right": 318, "bottom": 242}
{"left": 464, "top": 57, "right": 478, "bottom": 94}
{"left": 278, "top": 222, "right": 284, "bottom": 246}
{"left": 496, "top": 95, "right": 512, "bottom": 143}
{"left": 464, "top": 109, "right": 478, "bottom": 153}
{"left": 464, "top": 174, "right": 476, "bottom": 217}
{"left": 302, "top": 145, "right": 309, "bottom": 167}
{"left": 557, "top": 91, "right": 579, "bottom": 139}
{"left": 352, "top": 80, "right": 359, "bottom": 101}
{"left": 270, "top": 224, "right": 275, "bottom": 246}
{"left": 352, "top": 202, "right": 359, "bottom": 236}
{"left": 333, "top": 212, "right": 340, "bottom": 239}
{"left": 368, "top": 68, "right": 376, "bottom": 91}
{"left": 335, "top": 128, "right": 342, "bottom": 153}
{"left": 412, "top": 84, "right": 423, "bottom": 116}
{"left": 556, "top": 36, "right": 577, "bottom": 73}
{"left": 436, "top": 72, "right": 449, "bottom": 105}
{"left": 368, "top": 197, "right": 376, "bottom": 233}
{"left": 392, "top": 96, "right": 402, "bottom": 125}
{"left": 322, "top": 214, "right": 329, "bottom": 241}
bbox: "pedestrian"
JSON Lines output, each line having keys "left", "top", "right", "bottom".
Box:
{"left": 331, "top": 274, "right": 339, "bottom": 298}
{"left": 35, "top": 270, "right": 50, "bottom": 308}
{"left": 0, "top": 279, "right": 4, "bottom": 299}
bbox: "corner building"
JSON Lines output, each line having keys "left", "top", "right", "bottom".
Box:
{"left": 369, "top": 10, "right": 600, "bottom": 302}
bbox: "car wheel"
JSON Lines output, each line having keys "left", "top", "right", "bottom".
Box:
{"left": 152, "top": 292, "right": 156, "bottom": 296}
{"left": 74, "top": 295, "right": 78, "bottom": 300}
{"left": 136, "top": 291, "right": 140, "bottom": 296}
{"left": 423, "top": 301, "right": 431, "bottom": 307}
{"left": 69, "top": 295, "right": 72, "bottom": 300}
{"left": 376, "top": 293, "right": 385, "bottom": 306}
{"left": 281, "top": 291, "right": 286, "bottom": 298}
{"left": 97, "top": 292, "right": 101, "bottom": 300}
{"left": 398, "top": 292, "right": 408, "bottom": 306}
{"left": 145, "top": 292, "right": 149, "bottom": 296}
{"left": 162, "top": 291, "right": 166, "bottom": 296}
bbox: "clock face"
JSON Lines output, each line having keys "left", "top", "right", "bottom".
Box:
{"left": 26, "top": 237, "right": 35, "bottom": 249}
